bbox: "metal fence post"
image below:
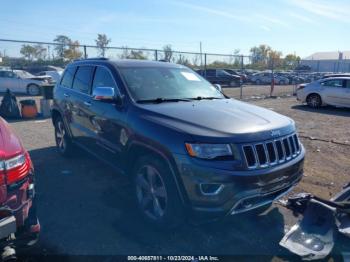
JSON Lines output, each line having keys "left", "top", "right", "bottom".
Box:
{"left": 155, "top": 50, "right": 158, "bottom": 61}
{"left": 84, "top": 45, "right": 87, "bottom": 59}
{"left": 204, "top": 53, "right": 207, "bottom": 78}
{"left": 270, "top": 58, "right": 275, "bottom": 97}
{"left": 240, "top": 55, "right": 244, "bottom": 99}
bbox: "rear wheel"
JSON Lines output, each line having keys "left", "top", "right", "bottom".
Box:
{"left": 133, "top": 155, "right": 185, "bottom": 229}
{"left": 255, "top": 79, "right": 261, "bottom": 85}
{"left": 307, "top": 93, "right": 322, "bottom": 108}
{"left": 27, "top": 84, "right": 40, "bottom": 96}
{"left": 54, "top": 117, "right": 74, "bottom": 156}
{"left": 278, "top": 80, "right": 285, "bottom": 85}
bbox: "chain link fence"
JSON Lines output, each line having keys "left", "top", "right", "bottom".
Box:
{"left": 1, "top": 39, "right": 349, "bottom": 100}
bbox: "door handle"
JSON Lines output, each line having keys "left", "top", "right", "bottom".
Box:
{"left": 84, "top": 101, "right": 92, "bottom": 107}
{"left": 63, "top": 93, "right": 69, "bottom": 97}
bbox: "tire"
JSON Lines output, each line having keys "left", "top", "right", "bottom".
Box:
{"left": 27, "top": 84, "right": 40, "bottom": 96}
{"left": 255, "top": 79, "right": 261, "bottom": 85}
{"left": 279, "top": 80, "right": 285, "bottom": 85}
{"left": 306, "top": 93, "right": 322, "bottom": 108}
{"left": 133, "top": 155, "right": 185, "bottom": 229}
{"left": 54, "top": 116, "right": 74, "bottom": 157}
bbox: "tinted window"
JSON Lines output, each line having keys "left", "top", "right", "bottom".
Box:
{"left": 321, "top": 79, "right": 344, "bottom": 88}
{"left": 217, "top": 70, "right": 229, "bottom": 77}
{"left": 92, "top": 67, "right": 117, "bottom": 92}
{"left": 72, "top": 66, "right": 94, "bottom": 94}
{"left": 0, "top": 71, "right": 16, "bottom": 78}
{"left": 206, "top": 69, "right": 215, "bottom": 77}
{"left": 346, "top": 80, "right": 350, "bottom": 88}
{"left": 61, "top": 67, "right": 76, "bottom": 88}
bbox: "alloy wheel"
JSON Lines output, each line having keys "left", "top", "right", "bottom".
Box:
{"left": 55, "top": 121, "right": 66, "bottom": 152}
{"left": 308, "top": 94, "right": 321, "bottom": 108}
{"left": 135, "top": 165, "right": 168, "bottom": 220}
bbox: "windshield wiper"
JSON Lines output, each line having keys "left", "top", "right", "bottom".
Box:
{"left": 188, "top": 96, "right": 224, "bottom": 100}
{"left": 136, "top": 98, "right": 191, "bottom": 104}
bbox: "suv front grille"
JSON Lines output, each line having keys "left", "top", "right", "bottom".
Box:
{"left": 242, "top": 134, "right": 301, "bottom": 169}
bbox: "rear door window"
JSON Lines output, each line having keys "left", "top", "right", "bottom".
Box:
{"left": 72, "top": 66, "right": 94, "bottom": 94}
{"left": 321, "top": 79, "right": 344, "bottom": 88}
{"left": 61, "top": 66, "right": 77, "bottom": 88}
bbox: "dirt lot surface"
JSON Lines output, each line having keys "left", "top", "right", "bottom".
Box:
{"left": 3, "top": 89, "right": 350, "bottom": 260}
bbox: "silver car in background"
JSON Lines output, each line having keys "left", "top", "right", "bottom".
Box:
{"left": 296, "top": 77, "right": 350, "bottom": 108}
{"left": 0, "top": 70, "right": 46, "bottom": 95}
{"left": 250, "top": 72, "right": 289, "bottom": 85}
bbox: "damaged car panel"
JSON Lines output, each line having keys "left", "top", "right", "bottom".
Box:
{"left": 280, "top": 183, "right": 350, "bottom": 260}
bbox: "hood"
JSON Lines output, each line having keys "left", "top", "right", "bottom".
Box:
{"left": 138, "top": 99, "right": 295, "bottom": 143}
{"left": 0, "top": 117, "right": 24, "bottom": 160}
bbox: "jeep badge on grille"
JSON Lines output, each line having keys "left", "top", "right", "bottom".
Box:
{"left": 271, "top": 130, "right": 281, "bottom": 137}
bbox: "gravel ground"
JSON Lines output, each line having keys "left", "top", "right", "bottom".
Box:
{"left": 3, "top": 89, "right": 350, "bottom": 260}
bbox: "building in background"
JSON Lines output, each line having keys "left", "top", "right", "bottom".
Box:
{"left": 301, "top": 51, "right": 350, "bottom": 72}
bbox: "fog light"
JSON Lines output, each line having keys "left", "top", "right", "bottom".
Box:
{"left": 199, "top": 183, "right": 224, "bottom": 195}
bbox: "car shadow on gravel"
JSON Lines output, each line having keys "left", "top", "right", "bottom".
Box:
{"left": 26, "top": 146, "right": 292, "bottom": 259}
{"left": 292, "top": 105, "right": 350, "bottom": 117}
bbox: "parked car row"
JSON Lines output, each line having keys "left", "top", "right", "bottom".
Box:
{"left": 196, "top": 69, "right": 242, "bottom": 87}
{"left": 196, "top": 68, "right": 350, "bottom": 86}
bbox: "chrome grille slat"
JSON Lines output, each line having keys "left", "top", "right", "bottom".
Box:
{"left": 242, "top": 133, "right": 301, "bottom": 169}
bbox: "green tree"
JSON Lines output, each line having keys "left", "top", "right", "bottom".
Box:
{"left": 54, "top": 35, "right": 71, "bottom": 58}
{"left": 128, "top": 50, "right": 147, "bottom": 60}
{"left": 162, "top": 45, "right": 173, "bottom": 62}
{"left": 34, "top": 44, "right": 47, "bottom": 60}
{"left": 95, "top": 33, "right": 111, "bottom": 57}
{"left": 20, "top": 45, "right": 37, "bottom": 60}
{"left": 250, "top": 44, "right": 272, "bottom": 65}
{"left": 63, "top": 40, "right": 83, "bottom": 61}
{"left": 283, "top": 54, "right": 301, "bottom": 69}
{"left": 268, "top": 50, "right": 283, "bottom": 68}
{"left": 176, "top": 54, "right": 190, "bottom": 66}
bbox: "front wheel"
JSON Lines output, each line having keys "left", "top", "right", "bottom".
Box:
{"left": 54, "top": 117, "right": 74, "bottom": 156}
{"left": 133, "top": 156, "right": 185, "bottom": 229}
{"left": 27, "top": 84, "right": 40, "bottom": 96}
{"left": 307, "top": 93, "right": 322, "bottom": 108}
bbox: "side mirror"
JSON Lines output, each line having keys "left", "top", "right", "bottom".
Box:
{"left": 92, "top": 86, "right": 115, "bottom": 102}
{"left": 213, "top": 84, "right": 222, "bottom": 92}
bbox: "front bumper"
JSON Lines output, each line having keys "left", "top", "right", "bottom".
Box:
{"left": 174, "top": 146, "right": 305, "bottom": 218}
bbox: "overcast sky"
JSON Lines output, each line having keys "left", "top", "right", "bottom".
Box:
{"left": 0, "top": 0, "right": 349, "bottom": 58}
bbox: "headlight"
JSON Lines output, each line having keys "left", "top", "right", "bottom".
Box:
{"left": 185, "top": 143, "right": 238, "bottom": 160}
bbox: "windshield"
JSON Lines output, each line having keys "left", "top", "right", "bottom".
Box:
{"left": 119, "top": 67, "right": 224, "bottom": 101}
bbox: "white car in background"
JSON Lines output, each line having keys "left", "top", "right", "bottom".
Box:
{"left": 37, "top": 70, "right": 63, "bottom": 83}
{"left": 0, "top": 70, "right": 46, "bottom": 95}
{"left": 296, "top": 77, "right": 350, "bottom": 108}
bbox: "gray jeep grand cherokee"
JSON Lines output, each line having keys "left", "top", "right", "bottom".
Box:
{"left": 51, "top": 58, "right": 304, "bottom": 228}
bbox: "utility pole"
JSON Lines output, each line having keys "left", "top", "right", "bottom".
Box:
{"left": 200, "top": 41, "right": 203, "bottom": 68}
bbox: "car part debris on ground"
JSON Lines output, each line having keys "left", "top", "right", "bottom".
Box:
{"left": 279, "top": 183, "right": 350, "bottom": 260}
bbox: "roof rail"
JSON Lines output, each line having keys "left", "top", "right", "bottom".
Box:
{"left": 73, "top": 57, "right": 109, "bottom": 62}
